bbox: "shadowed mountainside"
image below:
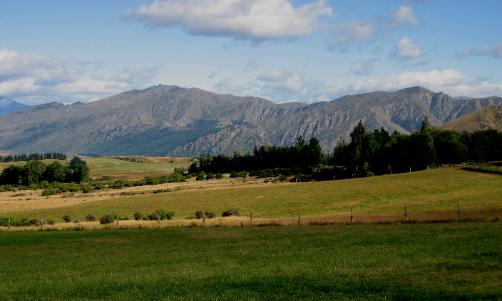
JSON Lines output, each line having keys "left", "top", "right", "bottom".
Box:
{"left": 0, "top": 85, "right": 500, "bottom": 156}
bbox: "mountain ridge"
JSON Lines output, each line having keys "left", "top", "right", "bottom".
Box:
{"left": 0, "top": 85, "right": 500, "bottom": 156}
{"left": 0, "top": 96, "right": 29, "bottom": 116}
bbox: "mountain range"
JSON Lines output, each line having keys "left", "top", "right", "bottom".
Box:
{"left": 0, "top": 85, "right": 500, "bottom": 156}
{"left": 0, "top": 97, "right": 28, "bottom": 116}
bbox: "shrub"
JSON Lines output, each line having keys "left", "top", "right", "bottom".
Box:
{"left": 206, "top": 173, "right": 215, "bottom": 180}
{"left": 85, "top": 214, "right": 96, "bottom": 222}
{"left": 196, "top": 172, "right": 206, "bottom": 181}
{"left": 46, "top": 219, "right": 55, "bottom": 225}
{"left": 148, "top": 212, "right": 160, "bottom": 221}
{"left": 62, "top": 215, "right": 71, "bottom": 223}
{"left": 133, "top": 212, "right": 143, "bottom": 221}
{"left": 81, "top": 184, "right": 94, "bottom": 193}
{"left": 205, "top": 212, "right": 216, "bottom": 219}
{"left": 28, "top": 219, "right": 42, "bottom": 226}
{"left": 215, "top": 173, "right": 224, "bottom": 179}
{"left": 42, "top": 188, "right": 60, "bottom": 196}
{"left": 230, "top": 171, "right": 247, "bottom": 178}
{"left": 222, "top": 208, "right": 239, "bottom": 217}
{"left": 99, "top": 215, "right": 114, "bottom": 224}
{"left": 118, "top": 216, "right": 129, "bottom": 221}
{"left": 155, "top": 209, "right": 175, "bottom": 220}
{"left": 195, "top": 211, "right": 204, "bottom": 219}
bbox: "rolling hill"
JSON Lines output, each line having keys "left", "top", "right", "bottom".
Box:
{"left": 441, "top": 105, "right": 502, "bottom": 132}
{"left": 0, "top": 85, "right": 500, "bottom": 156}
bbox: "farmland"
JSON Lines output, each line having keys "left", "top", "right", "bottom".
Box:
{"left": 1, "top": 167, "right": 501, "bottom": 226}
{"left": 0, "top": 223, "right": 500, "bottom": 300}
{"left": 0, "top": 156, "right": 191, "bottom": 179}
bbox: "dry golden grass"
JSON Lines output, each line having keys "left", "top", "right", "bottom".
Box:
{"left": 1, "top": 167, "right": 501, "bottom": 231}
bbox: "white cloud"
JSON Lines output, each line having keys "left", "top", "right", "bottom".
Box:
{"left": 397, "top": 37, "right": 421, "bottom": 58}
{"left": 461, "top": 43, "right": 502, "bottom": 58}
{"left": 0, "top": 49, "right": 158, "bottom": 104}
{"left": 393, "top": 6, "right": 418, "bottom": 27}
{"left": 127, "top": 0, "right": 332, "bottom": 42}
{"left": 349, "top": 69, "right": 502, "bottom": 97}
{"left": 329, "top": 6, "right": 419, "bottom": 50}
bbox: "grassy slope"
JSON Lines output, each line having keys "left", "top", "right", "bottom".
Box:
{"left": 0, "top": 157, "right": 190, "bottom": 179}
{"left": 441, "top": 105, "right": 502, "bottom": 132}
{"left": 8, "top": 168, "right": 502, "bottom": 222}
{"left": 0, "top": 223, "right": 500, "bottom": 300}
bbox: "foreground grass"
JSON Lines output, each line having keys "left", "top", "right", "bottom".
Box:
{"left": 8, "top": 168, "right": 502, "bottom": 222}
{"left": 0, "top": 223, "right": 500, "bottom": 300}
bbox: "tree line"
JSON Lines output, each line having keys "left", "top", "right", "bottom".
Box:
{"left": 190, "top": 118, "right": 502, "bottom": 180}
{"left": 0, "top": 157, "right": 89, "bottom": 186}
{"left": 189, "top": 137, "right": 324, "bottom": 174}
{"left": 0, "top": 152, "right": 67, "bottom": 163}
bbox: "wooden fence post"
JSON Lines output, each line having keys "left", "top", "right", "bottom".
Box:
{"left": 250, "top": 211, "right": 253, "bottom": 225}
{"left": 297, "top": 211, "right": 301, "bottom": 225}
{"left": 202, "top": 211, "right": 206, "bottom": 224}
{"left": 350, "top": 207, "right": 353, "bottom": 224}
{"left": 404, "top": 206, "right": 408, "bottom": 223}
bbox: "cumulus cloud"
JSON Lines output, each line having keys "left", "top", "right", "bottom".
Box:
{"left": 0, "top": 49, "right": 157, "bottom": 104}
{"left": 127, "top": 0, "right": 332, "bottom": 42}
{"left": 461, "top": 43, "right": 502, "bottom": 58}
{"left": 329, "top": 6, "right": 419, "bottom": 49}
{"left": 348, "top": 69, "right": 502, "bottom": 97}
{"left": 392, "top": 6, "right": 418, "bottom": 27}
{"left": 213, "top": 68, "right": 336, "bottom": 103}
{"left": 397, "top": 37, "right": 421, "bottom": 58}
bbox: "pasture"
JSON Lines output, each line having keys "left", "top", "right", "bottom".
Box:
{"left": 0, "top": 223, "right": 500, "bottom": 300}
{"left": 2, "top": 167, "right": 501, "bottom": 225}
{"left": 0, "top": 156, "right": 191, "bottom": 179}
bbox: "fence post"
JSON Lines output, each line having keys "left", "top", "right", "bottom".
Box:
{"left": 297, "top": 211, "right": 301, "bottom": 225}
{"left": 350, "top": 207, "right": 353, "bottom": 224}
{"left": 404, "top": 206, "right": 408, "bottom": 223}
{"left": 202, "top": 211, "right": 206, "bottom": 224}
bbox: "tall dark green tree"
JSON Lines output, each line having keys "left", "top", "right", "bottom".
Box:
{"left": 22, "top": 160, "right": 46, "bottom": 185}
{"left": 44, "top": 161, "right": 68, "bottom": 183}
{"left": 349, "top": 121, "right": 370, "bottom": 176}
{"left": 68, "top": 157, "right": 89, "bottom": 182}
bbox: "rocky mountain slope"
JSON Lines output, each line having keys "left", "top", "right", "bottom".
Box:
{"left": 0, "top": 85, "right": 500, "bottom": 156}
{"left": 441, "top": 106, "right": 502, "bottom": 132}
{"left": 0, "top": 97, "right": 28, "bottom": 116}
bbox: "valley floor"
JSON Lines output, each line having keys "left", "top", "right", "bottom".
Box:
{"left": 1, "top": 167, "right": 501, "bottom": 228}
{"left": 0, "top": 223, "right": 500, "bottom": 300}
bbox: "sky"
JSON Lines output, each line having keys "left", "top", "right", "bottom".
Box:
{"left": 1, "top": 0, "right": 501, "bottom": 104}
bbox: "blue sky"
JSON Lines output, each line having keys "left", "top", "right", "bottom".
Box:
{"left": 1, "top": 0, "right": 501, "bottom": 104}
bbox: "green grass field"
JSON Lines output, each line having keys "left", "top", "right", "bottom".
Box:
{"left": 0, "top": 223, "right": 500, "bottom": 300}
{"left": 8, "top": 168, "right": 502, "bottom": 222}
{"left": 0, "top": 156, "right": 190, "bottom": 179}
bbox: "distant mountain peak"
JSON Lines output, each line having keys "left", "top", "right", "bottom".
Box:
{"left": 0, "top": 86, "right": 500, "bottom": 156}
{"left": 0, "top": 96, "right": 28, "bottom": 116}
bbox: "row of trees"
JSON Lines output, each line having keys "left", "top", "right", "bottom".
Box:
{"left": 0, "top": 157, "right": 89, "bottom": 186}
{"left": 190, "top": 119, "right": 501, "bottom": 179}
{"left": 0, "top": 153, "right": 66, "bottom": 163}
{"left": 189, "top": 137, "right": 324, "bottom": 174}
{"left": 333, "top": 119, "right": 502, "bottom": 177}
